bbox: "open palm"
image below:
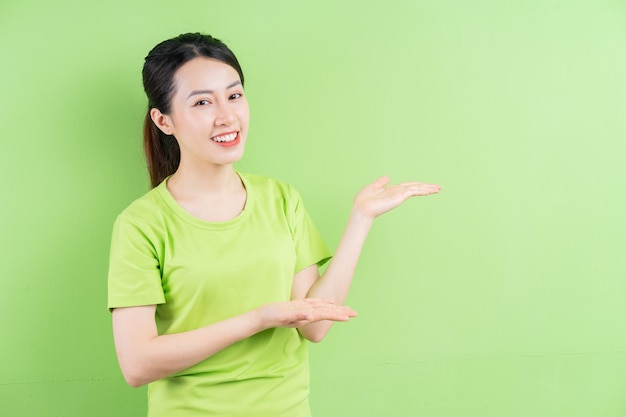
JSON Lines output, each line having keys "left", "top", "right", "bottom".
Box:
{"left": 354, "top": 176, "right": 441, "bottom": 219}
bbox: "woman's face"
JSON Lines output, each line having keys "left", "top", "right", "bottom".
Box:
{"left": 154, "top": 57, "right": 250, "bottom": 169}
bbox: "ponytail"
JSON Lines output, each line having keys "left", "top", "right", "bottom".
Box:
{"left": 143, "top": 111, "right": 180, "bottom": 188}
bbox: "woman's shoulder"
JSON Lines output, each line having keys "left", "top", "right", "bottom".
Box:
{"left": 115, "top": 183, "right": 168, "bottom": 224}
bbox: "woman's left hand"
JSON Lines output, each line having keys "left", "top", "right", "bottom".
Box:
{"left": 353, "top": 176, "right": 441, "bottom": 219}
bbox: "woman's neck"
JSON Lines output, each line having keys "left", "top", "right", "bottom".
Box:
{"left": 165, "top": 163, "right": 247, "bottom": 222}
{"left": 168, "top": 163, "right": 242, "bottom": 196}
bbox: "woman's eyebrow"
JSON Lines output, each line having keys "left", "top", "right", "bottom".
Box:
{"left": 187, "top": 81, "right": 242, "bottom": 99}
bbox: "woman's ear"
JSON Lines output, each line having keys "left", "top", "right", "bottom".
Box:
{"left": 150, "top": 108, "right": 175, "bottom": 136}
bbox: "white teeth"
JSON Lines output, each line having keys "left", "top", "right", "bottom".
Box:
{"left": 212, "top": 133, "right": 237, "bottom": 143}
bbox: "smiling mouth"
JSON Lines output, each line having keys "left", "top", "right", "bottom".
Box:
{"left": 211, "top": 132, "right": 238, "bottom": 143}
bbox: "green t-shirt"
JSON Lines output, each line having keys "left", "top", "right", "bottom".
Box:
{"left": 108, "top": 172, "right": 331, "bottom": 417}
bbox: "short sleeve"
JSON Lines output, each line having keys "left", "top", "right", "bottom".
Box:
{"left": 107, "top": 213, "right": 165, "bottom": 309}
{"left": 287, "top": 186, "right": 332, "bottom": 272}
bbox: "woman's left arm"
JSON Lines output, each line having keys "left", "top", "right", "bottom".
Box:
{"left": 293, "top": 176, "right": 441, "bottom": 342}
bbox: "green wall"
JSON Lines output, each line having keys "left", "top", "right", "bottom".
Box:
{"left": 2, "top": 1, "right": 625, "bottom": 416}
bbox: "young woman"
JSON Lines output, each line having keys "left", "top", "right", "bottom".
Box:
{"left": 108, "top": 33, "right": 440, "bottom": 417}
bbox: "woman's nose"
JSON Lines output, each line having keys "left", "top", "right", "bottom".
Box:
{"left": 215, "top": 102, "right": 235, "bottom": 126}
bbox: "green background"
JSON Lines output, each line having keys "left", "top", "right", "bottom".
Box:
{"left": 2, "top": 0, "right": 625, "bottom": 416}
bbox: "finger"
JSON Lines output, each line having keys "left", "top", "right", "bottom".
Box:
{"left": 290, "top": 309, "right": 315, "bottom": 322}
{"left": 396, "top": 182, "right": 441, "bottom": 192}
{"left": 396, "top": 181, "right": 424, "bottom": 187}
{"left": 293, "top": 300, "right": 356, "bottom": 318}
{"left": 396, "top": 181, "right": 440, "bottom": 187}
{"left": 289, "top": 300, "right": 338, "bottom": 315}
{"left": 303, "top": 298, "right": 337, "bottom": 307}
{"left": 404, "top": 184, "right": 441, "bottom": 196}
{"left": 372, "top": 176, "right": 391, "bottom": 188}
{"left": 293, "top": 303, "right": 356, "bottom": 321}
{"left": 302, "top": 297, "right": 335, "bottom": 304}
{"left": 318, "top": 309, "right": 357, "bottom": 322}
{"left": 311, "top": 305, "right": 358, "bottom": 321}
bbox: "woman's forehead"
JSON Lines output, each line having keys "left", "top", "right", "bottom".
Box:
{"left": 174, "top": 57, "right": 241, "bottom": 93}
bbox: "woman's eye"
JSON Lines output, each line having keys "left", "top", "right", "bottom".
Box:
{"left": 195, "top": 99, "right": 210, "bottom": 106}
{"left": 230, "top": 93, "right": 242, "bottom": 100}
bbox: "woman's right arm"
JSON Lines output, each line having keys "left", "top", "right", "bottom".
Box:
{"left": 112, "top": 299, "right": 354, "bottom": 387}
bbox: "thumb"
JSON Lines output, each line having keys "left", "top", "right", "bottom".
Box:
{"left": 372, "top": 176, "right": 391, "bottom": 188}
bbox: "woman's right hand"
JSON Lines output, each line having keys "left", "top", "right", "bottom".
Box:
{"left": 255, "top": 298, "right": 357, "bottom": 329}
{"left": 112, "top": 300, "right": 356, "bottom": 387}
